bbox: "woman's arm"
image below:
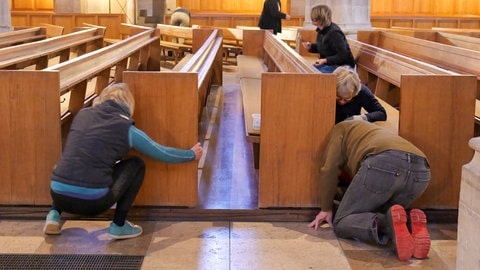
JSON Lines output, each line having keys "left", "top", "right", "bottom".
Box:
{"left": 128, "top": 125, "right": 195, "bottom": 163}
{"left": 359, "top": 85, "right": 387, "bottom": 122}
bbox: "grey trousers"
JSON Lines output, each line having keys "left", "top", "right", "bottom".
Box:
{"left": 333, "top": 150, "right": 431, "bottom": 245}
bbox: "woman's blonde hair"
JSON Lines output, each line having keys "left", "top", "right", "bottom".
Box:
{"left": 93, "top": 83, "right": 135, "bottom": 115}
{"left": 333, "top": 66, "right": 361, "bottom": 98}
{"left": 310, "top": 5, "right": 332, "bottom": 26}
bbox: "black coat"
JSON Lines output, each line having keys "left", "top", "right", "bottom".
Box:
{"left": 258, "top": 0, "right": 287, "bottom": 34}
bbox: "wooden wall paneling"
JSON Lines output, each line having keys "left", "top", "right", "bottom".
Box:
{"left": 283, "top": 17, "right": 304, "bottom": 27}
{"left": 29, "top": 14, "right": 52, "bottom": 26}
{"left": 11, "top": 0, "right": 53, "bottom": 11}
{"left": 178, "top": 0, "right": 201, "bottom": 12}
{"left": 210, "top": 17, "right": 232, "bottom": 28}
{"left": 413, "top": 0, "right": 434, "bottom": 15}
{"left": 433, "top": 0, "right": 456, "bottom": 16}
{"left": 11, "top": 14, "right": 29, "bottom": 26}
{"left": 191, "top": 17, "right": 210, "bottom": 27}
{"left": 74, "top": 15, "right": 97, "bottom": 28}
{"left": 391, "top": 18, "right": 414, "bottom": 28}
{"left": 201, "top": 0, "right": 221, "bottom": 12}
{"left": 459, "top": 19, "right": 480, "bottom": 29}
{"left": 371, "top": 0, "right": 392, "bottom": 15}
{"left": 11, "top": 0, "right": 35, "bottom": 10}
{"left": 437, "top": 19, "right": 460, "bottom": 28}
{"left": 98, "top": 16, "right": 125, "bottom": 39}
{"left": 52, "top": 15, "right": 75, "bottom": 34}
{"left": 392, "top": 0, "right": 415, "bottom": 15}
{"left": 414, "top": 19, "right": 436, "bottom": 28}
{"left": 456, "top": 0, "right": 480, "bottom": 15}
{"left": 35, "top": 0, "right": 54, "bottom": 11}
{"left": 177, "top": 0, "right": 287, "bottom": 14}
{"left": 234, "top": 17, "right": 257, "bottom": 27}
{"left": 222, "top": 1, "right": 242, "bottom": 13}
{"left": 237, "top": 0, "right": 263, "bottom": 13}
{"left": 371, "top": 18, "right": 391, "bottom": 28}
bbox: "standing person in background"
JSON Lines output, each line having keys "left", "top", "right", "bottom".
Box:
{"left": 333, "top": 66, "right": 387, "bottom": 123}
{"left": 258, "top": 0, "right": 290, "bottom": 35}
{"left": 170, "top": 7, "right": 191, "bottom": 27}
{"left": 43, "top": 83, "right": 202, "bottom": 240}
{"left": 302, "top": 5, "right": 355, "bottom": 73}
{"left": 308, "top": 121, "right": 431, "bottom": 261}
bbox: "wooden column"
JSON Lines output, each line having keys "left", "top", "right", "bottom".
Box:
{"left": 0, "top": 0, "right": 12, "bottom": 33}
{"left": 304, "top": 0, "right": 372, "bottom": 37}
{"left": 457, "top": 137, "right": 480, "bottom": 269}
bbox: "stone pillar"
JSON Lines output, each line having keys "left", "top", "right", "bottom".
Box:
{"left": 0, "top": 0, "right": 12, "bottom": 33}
{"left": 55, "top": 0, "right": 82, "bottom": 13}
{"left": 456, "top": 137, "right": 480, "bottom": 270}
{"left": 304, "top": 0, "right": 371, "bottom": 37}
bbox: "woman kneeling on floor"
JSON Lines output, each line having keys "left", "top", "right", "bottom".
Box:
{"left": 43, "top": 83, "right": 202, "bottom": 239}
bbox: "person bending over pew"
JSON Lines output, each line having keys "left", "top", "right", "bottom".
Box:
{"left": 302, "top": 5, "right": 355, "bottom": 73}
{"left": 43, "top": 83, "right": 203, "bottom": 239}
{"left": 308, "top": 121, "right": 431, "bottom": 261}
{"left": 333, "top": 66, "right": 387, "bottom": 123}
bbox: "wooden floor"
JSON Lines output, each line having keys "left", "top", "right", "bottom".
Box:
{"left": 197, "top": 63, "right": 258, "bottom": 210}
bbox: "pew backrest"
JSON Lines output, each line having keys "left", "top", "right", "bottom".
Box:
{"left": 39, "top": 23, "right": 64, "bottom": 37}
{"left": 0, "top": 28, "right": 104, "bottom": 70}
{"left": 157, "top": 24, "right": 194, "bottom": 41}
{"left": 103, "top": 23, "right": 153, "bottom": 44}
{"left": 45, "top": 28, "right": 160, "bottom": 124}
{"left": 0, "top": 27, "right": 46, "bottom": 48}
{"left": 357, "top": 30, "right": 480, "bottom": 82}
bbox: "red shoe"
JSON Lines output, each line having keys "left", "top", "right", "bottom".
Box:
{"left": 410, "top": 209, "right": 431, "bottom": 259}
{"left": 388, "top": 204, "right": 414, "bottom": 261}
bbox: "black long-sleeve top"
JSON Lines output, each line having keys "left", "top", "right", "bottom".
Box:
{"left": 308, "top": 23, "right": 356, "bottom": 68}
{"left": 335, "top": 84, "right": 387, "bottom": 123}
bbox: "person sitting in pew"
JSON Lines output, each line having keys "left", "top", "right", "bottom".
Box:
{"left": 302, "top": 5, "right": 355, "bottom": 73}
{"left": 333, "top": 66, "right": 387, "bottom": 124}
{"left": 308, "top": 121, "right": 431, "bottom": 261}
{"left": 43, "top": 83, "right": 203, "bottom": 239}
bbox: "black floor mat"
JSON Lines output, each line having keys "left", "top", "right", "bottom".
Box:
{"left": 0, "top": 254, "right": 144, "bottom": 270}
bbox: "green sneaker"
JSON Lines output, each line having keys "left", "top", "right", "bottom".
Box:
{"left": 43, "top": 210, "right": 61, "bottom": 235}
{"left": 108, "top": 221, "right": 143, "bottom": 240}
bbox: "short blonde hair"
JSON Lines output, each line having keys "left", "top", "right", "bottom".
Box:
{"left": 93, "top": 83, "right": 135, "bottom": 115}
{"left": 310, "top": 5, "right": 332, "bottom": 26}
{"left": 333, "top": 66, "right": 361, "bottom": 98}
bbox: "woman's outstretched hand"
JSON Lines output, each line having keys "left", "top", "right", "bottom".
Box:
{"left": 191, "top": 142, "right": 203, "bottom": 160}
